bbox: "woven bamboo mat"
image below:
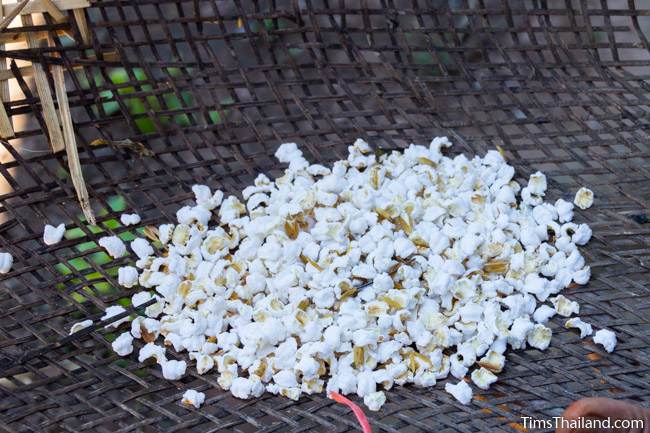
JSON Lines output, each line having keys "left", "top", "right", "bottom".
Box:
{"left": 1, "top": 0, "right": 650, "bottom": 432}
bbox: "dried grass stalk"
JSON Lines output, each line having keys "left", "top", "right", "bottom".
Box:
{"left": 22, "top": 14, "right": 65, "bottom": 153}
{"left": 52, "top": 64, "right": 95, "bottom": 225}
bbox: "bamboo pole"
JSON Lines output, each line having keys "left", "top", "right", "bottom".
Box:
{"left": 0, "top": 3, "right": 14, "bottom": 138}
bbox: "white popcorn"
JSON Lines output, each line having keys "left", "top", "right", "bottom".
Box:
{"left": 445, "top": 380, "right": 473, "bottom": 404}
{"left": 194, "top": 353, "right": 214, "bottom": 375}
{"left": 477, "top": 351, "right": 505, "bottom": 373}
{"left": 509, "top": 317, "right": 534, "bottom": 349}
{"left": 43, "top": 223, "right": 65, "bottom": 245}
{"left": 532, "top": 305, "right": 556, "bottom": 324}
{"left": 112, "top": 332, "right": 134, "bottom": 356}
{"left": 551, "top": 295, "right": 580, "bottom": 317}
{"left": 363, "top": 391, "right": 386, "bottom": 411}
{"left": 527, "top": 324, "right": 552, "bottom": 350}
{"left": 132, "top": 291, "right": 152, "bottom": 307}
{"left": 192, "top": 184, "right": 223, "bottom": 210}
{"left": 139, "top": 342, "right": 166, "bottom": 363}
{"left": 528, "top": 171, "right": 547, "bottom": 195}
{"left": 565, "top": 318, "right": 593, "bottom": 338}
{"left": 572, "top": 224, "right": 592, "bottom": 246}
{"left": 91, "top": 137, "right": 598, "bottom": 410}
{"left": 161, "top": 360, "right": 187, "bottom": 380}
{"left": 99, "top": 236, "right": 126, "bottom": 258}
{"left": 118, "top": 266, "right": 139, "bottom": 288}
{"left": 121, "top": 213, "right": 141, "bottom": 226}
{"left": 159, "top": 224, "right": 174, "bottom": 244}
{"left": 0, "top": 252, "right": 12, "bottom": 273}
{"left": 181, "top": 389, "right": 205, "bottom": 408}
{"left": 101, "top": 305, "right": 130, "bottom": 328}
{"left": 555, "top": 199, "right": 574, "bottom": 223}
{"left": 471, "top": 367, "right": 497, "bottom": 390}
{"left": 593, "top": 329, "right": 617, "bottom": 353}
{"left": 70, "top": 319, "right": 93, "bottom": 334}
{"left": 574, "top": 187, "right": 594, "bottom": 210}
{"left": 231, "top": 376, "right": 265, "bottom": 399}
{"left": 131, "top": 238, "right": 154, "bottom": 260}
{"left": 572, "top": 266, "right": 591, "bottom": 285}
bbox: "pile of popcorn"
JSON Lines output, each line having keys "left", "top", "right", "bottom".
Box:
{"left": 65, "top": 137, "right": 617, "bottom": 410}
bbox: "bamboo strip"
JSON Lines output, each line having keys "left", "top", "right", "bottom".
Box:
{"left": 0, "top": 99, "right": 13, "bottom": 138}
{"left": 22, "top": 14, "right": 64, "bottom": 153}
{"left": 0, "top": 0, "right": 30, "bottom": 31}
{"left": 72, "top": 8, "right": 90, "bottom": 45}
{"left": 42, "top": 0, "right": 67, "bottom": 22}
{"left": 0, "top": 30, "right": 50, "bottom": 45}
{"left": 0, "top": 65, "right": 31, "bottom": 81}
{"left": 52, "top": 65, "right": 95, "bottom": 225}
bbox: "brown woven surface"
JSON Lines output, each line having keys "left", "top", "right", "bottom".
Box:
{"left": 1, "top": 0, "right": 650, "bottom": 432}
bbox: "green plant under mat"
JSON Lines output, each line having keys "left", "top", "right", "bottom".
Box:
{"left": 78, "top": 63, "right": 233, "bottom": 134}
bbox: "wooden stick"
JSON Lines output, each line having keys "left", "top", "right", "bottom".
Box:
{"left": 4, "top": 0, "right": 89, "bottom": 16}
{"left": 0, "top": 0, "right": 30, "bottom": 31}
{"left": 41, "top": 0, "right": 66, "bottom": 22}
{"left": 22, "top": 14, "right": 64, "bottom": 153}
{"left": 52, "top": 64, "right": 95, "bottom": 225}
{"left": 72, "top": 8, "right": 90, "bottom": 45}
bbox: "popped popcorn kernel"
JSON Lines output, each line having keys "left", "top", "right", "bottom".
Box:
{"left": 574, "top": 187, "right": 594, "bottom": 210}
{"left": 181, "top": 389, "right": 205, "bottom": 408}
{"left": 593, "top": 329, "right": 617, "bottom": 353}
{"left": 94, "top": 137, "right": 598, "bottom": 410}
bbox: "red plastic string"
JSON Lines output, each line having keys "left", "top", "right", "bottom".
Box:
{"left": 328, "top": 392, "right": 373, "bottom": 433}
